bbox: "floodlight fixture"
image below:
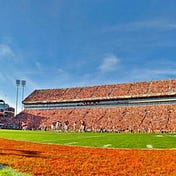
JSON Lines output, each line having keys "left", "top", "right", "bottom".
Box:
{"left": 15, "top": 79, "right": 27, "bottom": 114}
{"left": 16, "top": 79, "right": 20, "bottom": 86}
{"left": 21, "top": 80, "right": 26, "bottom": 87}
{"left": 16, "top": 79, "right": 21, "bottom": 115}
{"left": 21, "top": 80, "right": 26, "bottom": 110}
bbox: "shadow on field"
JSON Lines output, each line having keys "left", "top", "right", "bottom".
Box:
{"left": 0, "top": 148, "right": 46, "bottom": 158}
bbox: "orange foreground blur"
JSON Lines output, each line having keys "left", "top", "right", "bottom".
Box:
{"left": 0, "top": 138, "right": 175, "bottom": 176}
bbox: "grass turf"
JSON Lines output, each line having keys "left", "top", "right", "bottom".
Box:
{"left": 0, "top": 164, "right": 30, "bottom": 176}
{"left": 0, "top": 129, "right": 175, "bottom": 149}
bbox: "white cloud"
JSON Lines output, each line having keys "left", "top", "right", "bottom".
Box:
{"left": 151, "top": 69, "right": 176, "bottom": 75}
{"left": 122, "top": 64, "right": 176, "bottom": 83}
{"left": 57, "top": 68, "right": 65, "bottom": 73}
{"left": 98, "top": 55, "right": 120, "bottom": 72}
{"left": 0, "top": 44, "right": 15, "bottom": 59}
{"left": 103, "top": 19, "right": 176, "bottom": 33}
{"left": 35, "top": 61, "right": 42, "bottom": 70}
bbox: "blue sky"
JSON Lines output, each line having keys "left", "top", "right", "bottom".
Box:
{"left": 0, "top": 0, "right": 176, "bottom": 111}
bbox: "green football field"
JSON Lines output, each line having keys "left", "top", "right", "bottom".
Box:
{"left": 0, "top": 129, "right": 175, "bottom": 149}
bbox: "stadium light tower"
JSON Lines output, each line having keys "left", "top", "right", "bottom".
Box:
{"left": 16, "top": 79, "right": 20, "bottom": 115}
{"left": 21, "top": 80, "right": 26, "bottom": 110}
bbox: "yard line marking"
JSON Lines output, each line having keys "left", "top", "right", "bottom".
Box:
{"left": 146, "top": 144, "right": 153, "bottom": 149}
{"left": 103, "top": 144, "right": 112, "bottom": 148}
{"left": 156, "top": 135, "right": 163, "bottom": 137}
{"left": 64, "top": 142, "right": 78, "bottom": 145}
{"left": 42, "top": 140, "right": 56, "bottom": 142}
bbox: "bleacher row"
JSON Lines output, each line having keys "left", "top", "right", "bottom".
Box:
{"left": 23, "top": 80, "right": 176, "bottom": 103}
{"left": 9, "top": 104, "right": 176, "bottom": 133}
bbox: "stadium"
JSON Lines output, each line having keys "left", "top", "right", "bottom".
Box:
{"left": 0, "top": 79, "right": 176, "bottom": 175}
{"left": 1, "top": 79, "right": 175, "bottom": 133}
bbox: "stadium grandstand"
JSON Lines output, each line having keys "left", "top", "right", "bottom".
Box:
{"left": 3, "top": 79, "right": 176, "bottom": 133}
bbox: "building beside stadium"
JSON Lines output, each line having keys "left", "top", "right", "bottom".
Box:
{"left": 12, "top": 79, "right": 176, "bottom": 132}
{"left": 0, "top": 100, "right": 15, "bottom": 128}
{"left": 0, "top": 100, "right": 14, "bottom": 117}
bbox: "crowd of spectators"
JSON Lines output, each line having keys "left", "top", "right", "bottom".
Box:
{"left": 23, "top": 80, "right": 176, "bottom": 104}
{"left": 1, "top": 104, "right": 174, "bottom": 133}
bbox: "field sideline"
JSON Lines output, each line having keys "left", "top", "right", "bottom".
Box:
{"left": 0, "top": 129, "right": 175, "bottom": 149}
